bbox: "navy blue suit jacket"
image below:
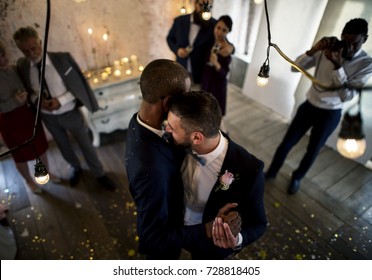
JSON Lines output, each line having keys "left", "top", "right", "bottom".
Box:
{"left": 16, "top": 52, "right": 99, "bottom": 113}
{"left": 191, "top": 135, "right": 267, "bottom": 259}
{"left": 167, "top": 14, "right": 216, "bottom": 84}
{"left": 125, "top": 114, "right": 212, "bottom": 259}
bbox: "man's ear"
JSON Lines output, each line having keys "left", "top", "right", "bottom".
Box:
{"left": 191, "top": 131, "right": 204, "bottom": 145}
{"left": 363, "top": 34, "right": 368, "bottom": 43}
{"left": 162, "top": 95, "right": 171, "bottom": 109}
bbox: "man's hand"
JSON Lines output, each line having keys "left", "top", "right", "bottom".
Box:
{"left": 41, "top": 97, "right": 61, "bottom": 111}
{"left": 324, "top": 49, "right": 342, "bottom": 69}
{"left": 177, "top": 47, "right": 192, "bottom": 58}
{"left": 216, "top": 203, "right": 241, "bottom": 236}
{"left": 223, "top": 211, "right": 241, "bottom": 237}
{"left": 212, "top": 217, "right": 238, "bottom": 249}
{"left": 306, "top": 36, "right": 339, "bottom": 56}
{"left": 14, "top": 91, "right": 27, "bottom": 104}
{"left": 205, "top": 203, "right": 241, "bottom": 239}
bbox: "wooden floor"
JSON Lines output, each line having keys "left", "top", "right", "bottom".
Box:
{"left": 1, "top": 84, "right": 372, "bottom": 260}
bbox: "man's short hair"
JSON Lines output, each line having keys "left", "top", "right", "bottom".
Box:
{"left": 342, "top": 18, "right": 368, "bottom": 36}
{"left": 13, "top": 26, "right": 39, "bottom": 44}
{"left": 140, "top": 59, "right": 189, "bottom": 103}
{"left": 168, "top": 90, "right": 221, "bottom": 138}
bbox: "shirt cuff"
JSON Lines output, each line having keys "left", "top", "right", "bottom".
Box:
{"left": 233, "top": 233, "right": 243, "bottom": 251}
{"left": 57, "top": 91, "right": 75, "bottom": 106}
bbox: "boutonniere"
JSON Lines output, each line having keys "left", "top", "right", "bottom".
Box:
{"left": 215, "top": 170, "right": 239, "bottom": 192}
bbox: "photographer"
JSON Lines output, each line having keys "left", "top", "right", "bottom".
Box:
{"left": 265, "top": 18, "right": 372, "bottom": 195}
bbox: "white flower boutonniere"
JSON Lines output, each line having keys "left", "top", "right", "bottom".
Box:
{"left": 215, "top": 170, "right": 238, "bottom": 192}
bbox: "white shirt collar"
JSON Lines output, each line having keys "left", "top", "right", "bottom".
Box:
{"left": 136, "top": 113, "right": 163, "bottom": 138}
{"left": 194, "top": 131, "right": 227, "bottom": 166}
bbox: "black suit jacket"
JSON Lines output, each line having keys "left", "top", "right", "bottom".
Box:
{"left": 167, "top": 14, "right": 216, "bottom": 84}
{"left": 125, "top": 114, "right": 212, "bottom": 259}
{"left": 16, "top": 52, "right": 99, "bottom": 113}
{"left": 191, "top": 135, "right": 267, "bottom": 259}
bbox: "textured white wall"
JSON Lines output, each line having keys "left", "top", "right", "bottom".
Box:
{"left": 0, "top": 0, "right": 180, "bottom": 70}
{"left": 242, "top": 0, "right": 328, "bottom": 120}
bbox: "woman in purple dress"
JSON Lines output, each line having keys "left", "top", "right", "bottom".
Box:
{"left": 202, "top": 15, "right": 233, "bottom": 132}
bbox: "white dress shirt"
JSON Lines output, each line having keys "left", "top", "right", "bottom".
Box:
{"left": 182, "top": 132, "right": 228, "bottom": 225}
{"left": 187, "top": 13, "right": 201, "bottom": 73}
{"left": 30, "top": 54, "right": 76, "bottom": 115}
{"left": 296, "top": 49, "right": 372, "bottom": 110}
{"left": 182, "top": 132, "right": 243, "bottom": 246}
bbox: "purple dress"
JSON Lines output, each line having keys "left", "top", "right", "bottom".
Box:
{"left": 201, "top": 49, "right": 231, "bottom": 116}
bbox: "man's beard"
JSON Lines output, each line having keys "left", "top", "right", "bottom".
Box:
{"left": 176, "top": 137, "right": 192, "bottom": 150}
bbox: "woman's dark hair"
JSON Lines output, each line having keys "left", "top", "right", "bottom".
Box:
{"left": 218, "top": 15, "right": 233, "bottom": 32}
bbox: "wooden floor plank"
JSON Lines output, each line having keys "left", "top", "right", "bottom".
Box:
{"left": 326, "top": 165, "right": 372, "bottom": 201}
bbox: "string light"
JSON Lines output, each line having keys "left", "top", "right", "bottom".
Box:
{"left": 201, "top": 1, "right": 212, "bottom": 21}
{"left": 337, "top": 93, "right": 366, "bottom": 159}
{"left": 180, "top": 0, "right": 186, "bottom": 14}
{"left": 34, "top": 158, "right": 50, "bottom": 184}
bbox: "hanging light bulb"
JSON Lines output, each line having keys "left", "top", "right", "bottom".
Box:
{"left": 337, "top": 138, "right": 366, "bottom": 159}
{"left": 34, "top": 158, "right": 50, "bottom": 184}
{"left": 180, "top": 0, "right": 186, "bottom": 14}
{"left": 337, "top": 111, "right": 366, "bottom": 159}
{"left": 257, "top": 62, "right": 270, "bottom": 87}
{"left": 201, "top": 1, "right": 212, "bottom": 21}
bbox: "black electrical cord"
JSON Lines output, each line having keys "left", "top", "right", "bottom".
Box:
{"left": 0, "top": 0, "right": 51, "bottom": 159}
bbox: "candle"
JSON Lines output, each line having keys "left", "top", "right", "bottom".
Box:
{"left": 121, "top": 57, "right": 129, "bottom": 65}
{"left": 87, "top": 28, "right": 96, "bottom": 68}
{"left": 114, "top": 60, "right": 120, "bottom": 67}
{"left": 114, "top": 69, "right": 122, "bottom": 77}
{"left": 102, "top": 32, "right": 109, "bottom": 66}
{"left": 101, "top": 72, "right": 108, "bottom": 80}
{"left": 105, "top": 67, "right": 112, "bottom": 75}
{"left": 130, "top": 55, "right": 137, "bottom": 63}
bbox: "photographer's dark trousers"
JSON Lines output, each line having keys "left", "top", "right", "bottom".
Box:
{"left": 266, "top": 101, "right": 342, "bottom": 180}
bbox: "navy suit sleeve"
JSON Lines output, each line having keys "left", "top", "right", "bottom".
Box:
{"left": 239, "top": 158, "right": 267, "bottom": 247}
{"left": 166, "top": 16, "right": 190, "bottom": 55}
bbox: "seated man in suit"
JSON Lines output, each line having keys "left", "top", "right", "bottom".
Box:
{"left": 165, "top": 90, "right": 267, "bottom": 259}
{"left": 125, "top": 59, "right": 241, "bottom": 259}
{"left": 13, "top": 26, "right": 115, "bottom": 190}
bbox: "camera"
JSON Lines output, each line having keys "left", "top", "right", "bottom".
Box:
{"left": 329, "top": 39, "right": 347, "bottom": 51}
{"left": 327, "top": 38, "right": 351, "bottom": 59}
{"left": 212, "top": 44, "right": 221, "bottom": 54}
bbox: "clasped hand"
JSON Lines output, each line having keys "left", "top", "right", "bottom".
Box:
{"left": 211, "top": 203, "right": 242, "bottom": 249}
{"left": 14, "top": 91, "right": 27, "bottom": 104}
{"left": 41, "top": 97, "right": 61, "bottom": 111}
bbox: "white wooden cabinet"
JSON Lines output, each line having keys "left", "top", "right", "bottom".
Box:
{"left": 81, "top": 74, "right": 142, "bottom": 147}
